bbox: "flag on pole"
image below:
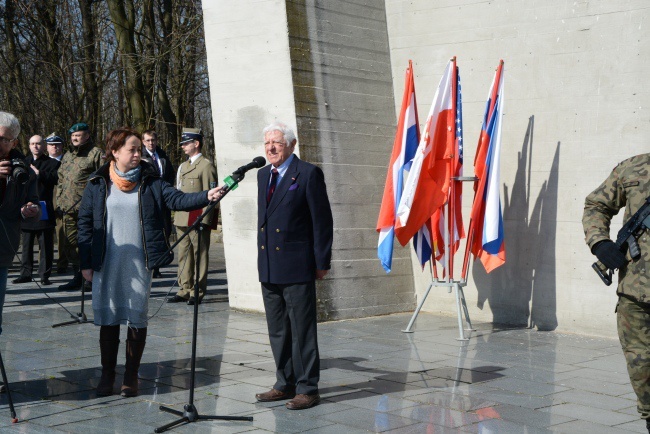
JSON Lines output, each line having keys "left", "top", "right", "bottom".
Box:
{"left": 469, "top": 61, "right": 506, "bottom": 273}
{"left": 395, "top": 60, "right": 455, "bottom": 248}
{"left": 376, "top": 61, "right": 420, "bottom": 273}
{"left": 431, "top": 64, "right": 465, "bottom": 275}
{"left": 412, "top": 218, "right": 433, "bottom": 269}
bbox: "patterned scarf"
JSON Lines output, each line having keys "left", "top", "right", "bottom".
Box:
{"left": 109, "top": 161, "right": 141, "bottom": 192}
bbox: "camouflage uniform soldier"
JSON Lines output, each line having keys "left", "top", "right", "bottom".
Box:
{"left": 56, "top": 123, "right": 102, "bottom": 290}
{"left": 582, "top": 153, "right": 650, "bottom": 431}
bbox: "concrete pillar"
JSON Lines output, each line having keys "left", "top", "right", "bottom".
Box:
{"left": 203, "top": 0, "right": 415, "bottom": 319}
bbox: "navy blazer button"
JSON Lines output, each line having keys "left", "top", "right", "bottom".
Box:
{"left": 261, "top": 245, "right": 265, "bottom": 249}
{"left": 276, "top": 229, "right": 280, "bottom": 232}
{"left": 276, "top": 247, "right": 280, "bottom": 251}
{"left": 261, "top": 228, "right": 264, "bottom": 232}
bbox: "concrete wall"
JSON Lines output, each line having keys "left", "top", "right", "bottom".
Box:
{"left": 385, "top": 0, "right": 649, "bottom": 337}
{"left": 204, "top": 0, "right": 648, "bottom": 337}
{"left": 203, "top": 0, "right": 415, "bottom": 319}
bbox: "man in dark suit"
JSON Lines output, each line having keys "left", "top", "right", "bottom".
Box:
{"left": 141, "top": 129, "right": 175, "bottom": 278}
{"left": 255, "top": 122, "right": 333, "bottom": 410}
{"left": 13, "top": 135, "right": 60, "bottom": 285}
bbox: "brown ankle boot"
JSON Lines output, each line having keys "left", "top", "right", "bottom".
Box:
{"left": 97, "top": 326, "right": 120, "bottom": 396}
{"left": 121, "top": 327, "right": 147, "bottom": 397}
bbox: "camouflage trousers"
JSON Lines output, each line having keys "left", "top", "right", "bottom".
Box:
{"left": 617, "top": 295, "right": 650, "bottom": 419}
{"left": 55, "top": 216, "right": 68, "bottom": 271}
{"left": 60, "top": 214, "right": 79, "bottom": 268}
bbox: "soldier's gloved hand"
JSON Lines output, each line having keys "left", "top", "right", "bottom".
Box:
{"left": 593, "top": 240, "right": 627, "bottom": 270}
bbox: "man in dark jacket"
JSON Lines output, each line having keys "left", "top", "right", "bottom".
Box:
{"left": 255, "top": 122, "right": 333, "bottom": 410}
{"left": 46, "top": 134, "right": 67, "bottom": 274}
{"left": 140, "top": 129, "right": 175, "bottom": 278}
{"left": 13, "top": 135, "right": 60, "bottom": 285}
{"left": 0, "top": 111, "right": 40, "bottom": 334}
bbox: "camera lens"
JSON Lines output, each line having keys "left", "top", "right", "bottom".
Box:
{"left": 10, "top": 159, "right": 29, "bottom": 184}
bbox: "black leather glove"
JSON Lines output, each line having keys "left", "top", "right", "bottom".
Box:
{"left": 593, "top": 240, "right": 627, "bottom": 270}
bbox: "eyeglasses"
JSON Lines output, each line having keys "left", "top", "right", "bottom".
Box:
{"left": 0, "top": 136, "right": 15, "bottom": 145}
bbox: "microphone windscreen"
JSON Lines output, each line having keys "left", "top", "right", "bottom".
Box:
{"left": 253, "top": 156, "right": 266, "bottom": 168}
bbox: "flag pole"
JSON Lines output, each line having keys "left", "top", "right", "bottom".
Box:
{"left": 448, "top": 57, "right": 458, "bottom": 280}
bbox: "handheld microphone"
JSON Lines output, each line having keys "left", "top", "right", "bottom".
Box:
{"left": 233, "top": 156, "right": 266, "bottom": 175}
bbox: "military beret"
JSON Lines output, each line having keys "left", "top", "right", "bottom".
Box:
{"left": 180, "top": 127, "right": 202, "bottom": 145}
{"left": 45, "top": 133, "right": 64, "bottom": 145}
{"left": 68, "top": 122, "right": 89, "bottom": 134}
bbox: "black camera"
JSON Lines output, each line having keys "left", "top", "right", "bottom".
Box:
{"left": 8, "top": 159, "right": 29, "bottom": 184}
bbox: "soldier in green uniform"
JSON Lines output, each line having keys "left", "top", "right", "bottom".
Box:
{"left": 167, "top": 128, "right": 218, "bottom": 305}
{"left": 583, "top": 153, "right": 650, "bottom": 432}
{"left": 56, "top": 123, "right": 103, "bottom": 290}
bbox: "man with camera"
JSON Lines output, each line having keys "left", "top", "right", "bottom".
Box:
{"left": 13, "top": 135, "right": 60, "bottom": 286}
{"left": 0, "top": 111, "right": 40, "bottom": 334}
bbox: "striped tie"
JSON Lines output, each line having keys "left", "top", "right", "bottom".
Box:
{"left": 267, "top": 169, "right": 279, "bottom": 205}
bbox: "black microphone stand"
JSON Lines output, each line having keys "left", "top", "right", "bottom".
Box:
{"left": 52, "top": 281, "right": 92, "bottom": 328}
{"left": 155, "top": 171, "right": 253, "bottom": 433}
{"left": 0, "top": 349, "right": 18, "bottom": 423}
{"left": 53, "top": 198, "right": 93, "bottom": 328}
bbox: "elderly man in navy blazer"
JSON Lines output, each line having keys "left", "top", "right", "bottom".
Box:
{"left": 255, "top": 122, "right": 333, "bottom": 410}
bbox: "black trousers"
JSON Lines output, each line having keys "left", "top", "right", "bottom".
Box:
{"left": 261, "top": 281, "right": 320, "bottom": 395}
{"left": 20, "top": 228, "right": 54, "bottom": 279}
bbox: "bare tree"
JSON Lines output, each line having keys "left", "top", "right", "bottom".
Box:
{"left": 0, "top": 0, "right": 214, "bottom": 168}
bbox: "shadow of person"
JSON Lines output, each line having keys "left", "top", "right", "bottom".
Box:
{"left": 473, "top": 116, "right": 560, "bottom": 331}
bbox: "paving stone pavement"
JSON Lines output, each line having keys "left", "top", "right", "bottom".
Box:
{"left": 0, "top": 242, "right": 646, "bottom": 433}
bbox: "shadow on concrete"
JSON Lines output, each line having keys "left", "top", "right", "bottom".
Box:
{"left": 319, "top": 356, "right": 504, "bottom": 401}
{"left": 2, "top": 355, "right": 228, "bottom": 407}
{"left": 473, "top": 116, "right": 561, "bottom": 331}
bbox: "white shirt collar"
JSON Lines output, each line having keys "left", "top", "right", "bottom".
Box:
{"left": 189, "top": 153, "right": 202, "bottom": 164}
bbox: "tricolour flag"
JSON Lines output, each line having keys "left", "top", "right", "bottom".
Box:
{"left": 395, "top": 59, "right": 455, "bottom": 249}
{"left": 376, "top": 61, "right": 420, "bottom": 273}
{"left": 468, "top": 61, "right": 506, "bottom": 273}
{"left": 431, "top": 64, "right": 465, "bottom": 277}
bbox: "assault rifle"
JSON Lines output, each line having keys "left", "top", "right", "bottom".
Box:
{"left": 593, "top": 196, "right": 650, "bottom": 285}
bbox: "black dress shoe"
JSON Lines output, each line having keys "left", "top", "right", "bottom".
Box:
{"left": 41, "top": 278, "right": 52, "bottom": 286}
{"left": 58, "top": 272, "right": 82, "bottom": 291}
{"left": 12, "top": 276, "right": 31, "bottom": 284}
{"left": 167, "top": 295, "right": 187, "bottom": 303}
{"left": 187, "top": 298, "right": 202, "bottom": 306}
{"left": 152, "top": 269, "right": 163, "bottom": 278}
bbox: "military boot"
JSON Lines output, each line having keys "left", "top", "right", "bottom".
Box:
{"left": 58, "top": 270, "right": 82, "bottom": 291}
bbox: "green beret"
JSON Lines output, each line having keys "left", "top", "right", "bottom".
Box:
{"left": 68, "top": 122, "right": 89, "bottom": 134}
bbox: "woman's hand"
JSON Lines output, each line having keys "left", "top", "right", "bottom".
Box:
{"left": 207, "top": 186, "right": 224, "bottom": 201}
{"left": 82, "top": 269, "right": 94, "bottom": 282}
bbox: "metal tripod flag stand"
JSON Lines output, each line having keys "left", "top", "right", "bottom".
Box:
{"left": 401, "top": 177, "right": 476, "bottom": 341}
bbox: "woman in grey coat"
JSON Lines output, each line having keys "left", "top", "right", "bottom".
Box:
{"left": 78, "top": 127, "right": 221, "bottom": 397}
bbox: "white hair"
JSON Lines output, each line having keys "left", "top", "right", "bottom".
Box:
{"left": 0, "top": 111, "right": 20, "bottom": 139}
{"left": 263, "top": 122, "right": 296, "bottom": 145}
